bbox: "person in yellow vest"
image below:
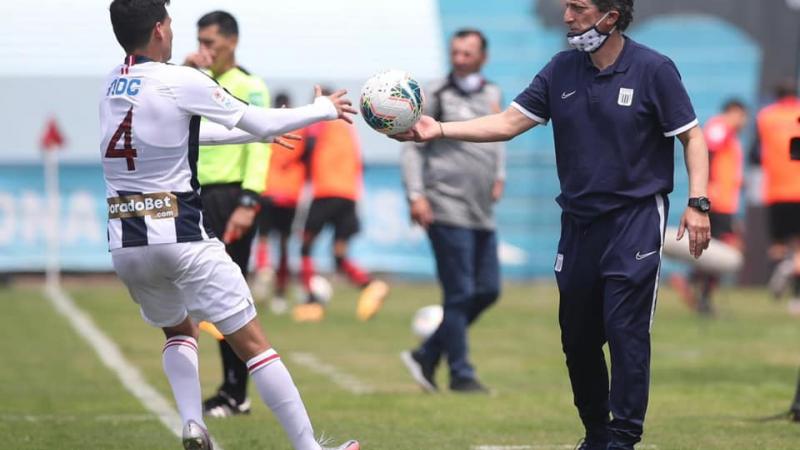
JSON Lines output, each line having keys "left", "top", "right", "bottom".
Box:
{"left": 183, "top": 10, "right": 270, "bottom": 418}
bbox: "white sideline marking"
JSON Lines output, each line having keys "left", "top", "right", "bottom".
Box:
{"left": 472, "top": 445, "right": 659, "bottom": 450}
{"left": 0, "top": 413, "right": 157, "bottom": 423}
{"left": 289, "top": 352, "right": 375, "bottom": 394}
{"left": 45, "top": 286, "right": 224, "bottom": 450}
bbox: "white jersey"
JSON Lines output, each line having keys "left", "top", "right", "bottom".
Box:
{"left": 99, "top": 56, "right": 247, "bottom": 250}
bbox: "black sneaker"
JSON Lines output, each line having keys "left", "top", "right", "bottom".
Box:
{"left": 400, "top": 350, "right": 438, "bottom": 392}
{"left": 202, "top": 391, "right": 251, "bottom": 418}
{"left": 450, "top": 377, "right": 489, "bottom": 393}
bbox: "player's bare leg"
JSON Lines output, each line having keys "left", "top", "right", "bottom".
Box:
{"left": 270, "top": 233, "right": 292, "bottom": 315}
{"left": 332, "top": 239, "right": 389, "bottom": 321}
{"left": 295, "top": 230, "right": 325, "bottom": 322}
{"left": 252, "top": 237, "right": 274, "bottom": 304}
{"left": 788, "top": 238, "right": 800, "bottom": 315}
{"left": 222, "top": 318, "right": 358, "bottom": 450}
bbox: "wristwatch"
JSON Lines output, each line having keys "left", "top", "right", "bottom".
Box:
{"left": 238, "top": 191, "right": 261, "bottom": 211}
{"left": 687, "top": 196, "right": 711, "bottom": 213}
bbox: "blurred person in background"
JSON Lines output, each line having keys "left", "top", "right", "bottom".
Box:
{"left": 104, "top": 1, "right": 358, "bottom": 448}
{"left": 183, "top": 10, "right": 270, "bottom": 419}
{"left": 755, "top": 79, "right": 800, "bottom": 315}
{"left": 399, "top": 28, "right": 505, "bottom": 394}
{"left": 754, "top": 80, "right": 800, "bottom": 424}
{"left": 391, "top": 0, "right": 711, "bottom": 447}
{"left": 252, "top": 92, "right": 308, "bottom": 315}
{"left": 292, "top": 90, "right": 389, "bottom": 322}
{"left": 670, "top": 99, "right": 748, "bottom": 316}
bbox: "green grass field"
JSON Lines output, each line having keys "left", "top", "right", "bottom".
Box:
{"left": 2, "top": 277, "right": 800, "bottom": 449}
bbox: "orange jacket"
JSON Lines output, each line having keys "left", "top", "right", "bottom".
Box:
{"left": 758, "top": 97, "right": 800, "bottom": 204}
{"left": 704, "top": 115, "right": 743, "bottom": 214}
{"left": 264, "top": 128, "right": 307, "bottom": 207}
{"left": 307, "top": 120, "right": 362, "bottom": 200}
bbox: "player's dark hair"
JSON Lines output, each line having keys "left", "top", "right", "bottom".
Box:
{"left": 774, "top": 78, "right": 798, "bottom": 99}
{"left": 591, "top": 0, "right": 634, "bottom": 31}
{"left": 452, "top": 28, "right": 488, "bottom": 52}
{"left": 197, "top": 10, "right": 239, "bottom": 37}
{"left": 274, "top": 92, "right": 291, "bottom": 108}
{"left": 109, "top": 0, "right": 170, "bottom": 54}
{"left": 721, "top": 98, "right": 746, "bottom": 112}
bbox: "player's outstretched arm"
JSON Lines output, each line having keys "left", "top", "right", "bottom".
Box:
{"left": 235, "top": 85, "right": 356, "bottom": 139}
{"left": 391, "top": 107, "right": 538, "bottom": 143}
{"left": 199, "top": 121, "right": 300, "bottom": 149}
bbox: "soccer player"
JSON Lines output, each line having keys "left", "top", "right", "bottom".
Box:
{"left": 103, "top": 1, "right": 358, "bottom": 449}
{"left": 182, "top": 10, "right": 270, "bottom": 419}
{"left": 756, "top": 80, "right": 800, "bottom": 314}
{"left": 292, "top": 98, "right": 389, "bottom": 323}
{"left": 671, "top": 99, "right": 748, "bottom": 316}
{"left": 392, "top": 0, "right": 711, "bottom": 448}
{"left": 400, "top": 29, "right": 505, "bottom": 393}
{"left": 253, "top": 92, "right": 309, "bottom": 314}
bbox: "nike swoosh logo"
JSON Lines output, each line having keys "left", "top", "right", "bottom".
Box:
{"left": 635, "top": 250, "right": 658, "bottom": 261}
{"left": 561, "top": 90, "right": 576, "bottom": 99}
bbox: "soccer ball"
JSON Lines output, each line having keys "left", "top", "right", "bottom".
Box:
{"left": 359, "top": 70, "right": 424, "bottom": 135}
{"left": 411, "top": 304, "right": 443, "bottom": 340}
{"left": 295, "top": 274, "right": 333, "bottom": 305}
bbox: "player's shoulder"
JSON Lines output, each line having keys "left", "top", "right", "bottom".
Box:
{"left": 159, "top": 64, "right": 218, "bottom": 87}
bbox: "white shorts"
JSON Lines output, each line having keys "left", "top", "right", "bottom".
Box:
{"left": 111, "top": 239, "right": 255, "bottom": 333}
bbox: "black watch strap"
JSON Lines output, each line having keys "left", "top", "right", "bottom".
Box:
{"left": 238, "top": 190, "right": 261, "bottom": 209}
{"left": 687, "top": 196, "right": 711, "bottom": 213}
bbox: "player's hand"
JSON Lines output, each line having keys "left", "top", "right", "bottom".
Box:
{"left": 390, "top": 116, "right": 441, "bottom": 142}
{"left": 314, "top": 85, "right": 357, "bottom": 124}
{"left": 410, "top": 196, "right": 434, "bottom": 229}
{"left": 223, "top": 206, "right": 257, "bottom": 244}
{"left": 272, "top": 133, "right": 302, "bottom": 150}
{"left": 492, "top": 179, "right": 505, "bottom": 202}
{"left": 183, "top": 49, "right": 213, "bottom": 69}
{"left": 677, "top": 207, "right": 711, "bottom": 258}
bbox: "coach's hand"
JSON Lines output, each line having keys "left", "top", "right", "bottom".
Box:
{"left": 677, "top": 207, "right": 711, "bottom": 258}
{"left": 390, "top": 116, "right": 441, "bottom": 142}
{"left": 223, "top": 206, "right": 257, "bottom": 244}
{"left": 410, "top": 196, "right": 434, "bottom": 229}
{"left": 314, "top": 85, "right": 357, "bottom": 124}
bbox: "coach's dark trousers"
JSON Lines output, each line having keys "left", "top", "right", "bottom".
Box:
{"left": 419, "top": 223, "right": 500, "bottom": 383}
{"left": 555, "top": 195, "right": 668, "bottom": 450}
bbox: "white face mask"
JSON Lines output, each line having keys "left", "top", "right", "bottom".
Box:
{"left": 453, "top": 73, "right": 484, "bottom": 94}
{"left": 567, "top": 12, "right": 615, "bottom": 53}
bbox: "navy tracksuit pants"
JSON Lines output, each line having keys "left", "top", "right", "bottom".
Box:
{"left": 555, "top": 195, "right": 667, "bottom": 450}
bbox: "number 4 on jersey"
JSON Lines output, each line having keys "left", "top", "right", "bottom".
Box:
{"left": 105, "top": 107, "right": 138, "bottom": 171}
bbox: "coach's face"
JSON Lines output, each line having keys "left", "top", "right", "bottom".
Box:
{"left": 563, "top": 0, "right": 616, "bottom": 34}
{"left": 197, "top": 24, "right": 238, "bottom": 74}
{"left": 450, "top": 34, "right": 486, "bottom": 77}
